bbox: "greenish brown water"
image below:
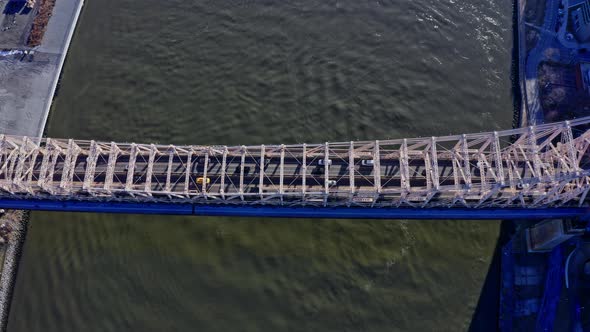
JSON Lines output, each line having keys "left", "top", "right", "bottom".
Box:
{"left": 9, "top": 0, "right": 512, "bottom": 330}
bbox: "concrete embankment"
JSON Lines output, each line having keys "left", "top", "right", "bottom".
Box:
{"left": 36, "top": 0, "right": 85, "bottom": 138}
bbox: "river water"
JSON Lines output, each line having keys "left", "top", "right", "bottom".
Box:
{"left": 9, "top": 0, "right": 512, "bottom": 330}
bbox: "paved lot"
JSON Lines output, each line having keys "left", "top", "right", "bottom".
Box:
{"left": 0, "top": 0, "right": 83, "bottom": 138}
{"left": 0, "top": 51, "right": 59, "bottom": 137}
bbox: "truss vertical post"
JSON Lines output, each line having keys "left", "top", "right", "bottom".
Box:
{"left": 23, "top": 140, "right": 39, "bottom": 188}
{"left": 0, "top": 148, "right": 16, "bottom": 185}
{"left": 45, "top": 142, "right": 62, "bottom": 193}
{"left": 0, "top": 135, "right": 6, "bottom": 175}
{"left": 6, "top": 143, "right": 19, "bottom": 184}
{"left": 201, "top": 147, "right": 209, "bottom": 198}
{"left": 144, "top": 144, "right": 157, "bottom": 195}
{"left": 477, "top": 154, "right": 488, "bottom": 192}
{"left": 83, "top": 140, "right": 101, "bottom": 191}
{"left": 125, "top": 143, "right": 138, "bottom": 193}
{"left": 60, "top": 139, "right": 80, "bottom": 192}
{"left": 506, "top": 156, "right": 516, "bottom": 192}
{"left": 14, "top": 138, "right": 38, "bottom": 193}
{"left": 259, "top": 144, "right": 265, "bottom": 200}
{"left": 0, "top": 136, "right": 17, "bottom": 179}
{"left": 165, "top": 146, "right": 175, "bottom": 193}
{"left": 424, "top": 150, "right": 432, "bottom": 191}
{"left": 12, "top": 137, "right": 30, "bottom": 189}
{"left": 564, "top": 121, "right": 580, "bottom": 172}
{"left": 184, "top": 148, "right": 193, "bottom": 197}
{"left": 461, "top": 134, "right": 472, "bottom": 188}
{"left": 430, "top": 137, "right": 439, "bottom": 191}
{"left": 374, "top": 140, "right": 381, "bottom": 191}
{"left": 450, "top": 143, "right": 463, "bottom": 206}
{"left": 372, "top": 140, "right": 381, "bottom": 206}
{"left": 399, "top": 139, "right": 410, "bottom": 195}
{"left": 220, "top": 146, "right": 227, "bottom": 200}
{"left": 239, "top": 146, "right": 246, "bottom": 201}
{"left": 301, "top": 143, "right": 307, "bottom": 200}
{"left": 492, "top": 132, "right": 505, "bottom": 186}
{"left": 279, "top": 144, "right": 285, "bottom": 203}
{"left": 324, "top": 142, "right": 330, "bottom": 206}
{"left": 528, "top": 126, "right": 542, "bottom": 179}
{"left": 59, "top": 138, "right": 73, "bottom": 190}
{"left": 38, "top": 138, "right": 51, "bottom": 188}
{"left": 26, "top": 150, "right": 39, "bottom": 188}
{"left": 421, "top": 137, "right": 440, "bottom": 207}
{"left": 104, "top": 142, "right": 119, "bottom": 192}
{"left": 348, "top": 141, "right": 355, "bottom": 205}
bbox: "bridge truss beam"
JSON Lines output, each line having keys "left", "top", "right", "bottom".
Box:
{"left": 0, "top": 118, "right": 589, "bottom": 210}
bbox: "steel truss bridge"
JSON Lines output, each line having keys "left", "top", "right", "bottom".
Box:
{"left": 1, "top": 118, "right": 590, "bottom": 219}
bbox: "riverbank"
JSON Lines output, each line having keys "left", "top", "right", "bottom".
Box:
{"left": 0, "top": 0, "right": 84, "bottom": 330}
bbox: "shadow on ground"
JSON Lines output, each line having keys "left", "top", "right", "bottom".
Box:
{"left": 468, "top": 220, "right": 515, "bottom": 332}
{"left": 3, "top": 1, "right": 26, "bottom": 15}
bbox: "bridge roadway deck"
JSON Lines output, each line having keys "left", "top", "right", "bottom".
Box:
{"left": 0, "top": 117, "right": 589, "bottom": 218}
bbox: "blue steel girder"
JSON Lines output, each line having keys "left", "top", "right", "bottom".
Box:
{"left": 0, "top": 198, "right": 586, "bottom": 220}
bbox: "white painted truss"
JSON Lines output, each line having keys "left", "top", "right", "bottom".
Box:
{"left": 1, "top": 117, "right": 590, "bottom": 208}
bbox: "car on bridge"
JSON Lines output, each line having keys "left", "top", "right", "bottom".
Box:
{"left": 361, "top": 160, "right": 374, "bottom": 167}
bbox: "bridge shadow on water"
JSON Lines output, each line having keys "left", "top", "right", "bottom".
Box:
{"left": 468, "top": 220, "right": 515, "bottom": 332}
{"left": 467, "top": 0, "right": 525, "bottom": 326}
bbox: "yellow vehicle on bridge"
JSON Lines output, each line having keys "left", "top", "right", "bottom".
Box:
{"left": 196, "top": 177, "right": 210, "bottom": 185}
